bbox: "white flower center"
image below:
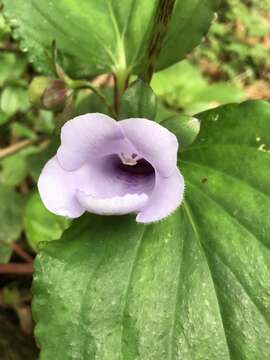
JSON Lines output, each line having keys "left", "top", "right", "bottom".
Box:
{"left": 119, "top": 152, "right": 139, "bottom": 166}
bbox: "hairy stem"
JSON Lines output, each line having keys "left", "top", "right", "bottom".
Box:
{"left": 113, "top": 70, "right": 129, "bottom": 119}
{"left": 141, "top": 0, "right": 176, "bottom": 83}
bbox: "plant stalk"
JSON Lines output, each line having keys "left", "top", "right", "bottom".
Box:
{"left": 0, "top": 263, "right": 34, "bottom": 275}
{"left": 141, "top": 0, "right": 176, "bottom": 83}
{"left": 0, "top": 137, "right": 48, "bottom": 161}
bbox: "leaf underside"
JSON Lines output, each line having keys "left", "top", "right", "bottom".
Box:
{"left": 33, "top": 101, "right": 270, "bottom": 359}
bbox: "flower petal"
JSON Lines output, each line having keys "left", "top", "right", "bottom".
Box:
{"left": 57, "top": 113, "right": 124, "bottom": 171}
{"left": 76, "top": 191, "right": 149, "bottom": 216}
{"left": 120, "top": 118, "right": 178, "bottom": 177}
{"left": 38, "top": 156, "right": 85, "bottom": 218}
{"left": 136, "top": 168, "right": 184, "bottom": 223}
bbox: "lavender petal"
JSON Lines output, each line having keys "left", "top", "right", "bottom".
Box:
{"left": 57, "top": 113, "right": 124, "bottom": 171}
{"left": 76, "top": 191, "right": 149, "bottom": 216}
{"left": 120, "top": 118, "right": 178, "bottom": 177}
{"left": 136, "top": 169, "right": 185, "bottom": 223}
{"left": 38, "top": 156, "right": 85, "bottom": 218}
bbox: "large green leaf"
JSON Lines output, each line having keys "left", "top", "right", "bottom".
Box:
{"left": 33, "top": 101, "right": 270, "bottom": 359}
{"left": 3, "top": 0, "right": 218, "bottom": 77}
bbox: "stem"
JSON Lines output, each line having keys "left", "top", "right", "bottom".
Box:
{"left": 0, "top": 263, "right": 33, "bottom": 275}
{"left": 72, "top": 80, "right": 116, "bottom": 118}
{"left": 141, "top": 0, "right": 176, "bottom": 83}
{"left": 113, "top": 74, "right": 119, "bottom": 117}
{"left": 113, "top": 70, "right": 129, "bottom": 118}
{"left": 0, "top": 43, "right": 20, "bottom": 53}
{"left": 11, "top": 243, "right": 33, "bottom": 263}
{"left": 0, "top": 137, "right": 47, "bottom": 160}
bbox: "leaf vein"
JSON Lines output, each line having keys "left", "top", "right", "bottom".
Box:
{"left": 182, "top": 201, "right": 234, "bottom": 360}
{"left": 185, "top": 180, "right": 270, "bottom": 329}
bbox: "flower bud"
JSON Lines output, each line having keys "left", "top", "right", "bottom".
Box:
{"left": 28, "top": 76, "right": 51, "bottom": 107}
{"left": 28, "top": 77, "right": 70, "bottom": 111}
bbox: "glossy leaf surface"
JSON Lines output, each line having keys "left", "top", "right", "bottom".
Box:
{"left": 3, "top": 0, "right": 218, "bottom": 77}
{"left": 33, "top": 101, "right": 270, "bottom": 359}
{"left": 119, "top": 79, "right": 157, "bottom": 120}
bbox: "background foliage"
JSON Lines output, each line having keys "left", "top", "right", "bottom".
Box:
{"left": 0, "top": 0, "right": 270, "bottom": 358}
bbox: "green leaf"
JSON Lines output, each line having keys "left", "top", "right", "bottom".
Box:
{"left": 3, "top": 0, "right": 219, "bottom": 77}
{"left": 0, "top": 154, "right": 27, "bottom": 186}
{"left": 151, "top": 60, "right": 245, "bottom": 115}
{"left": 33, "top": 101, "right": 270, "bottom": 358}
{"left": 0, "top": 109, "right": 9, "bottom": 125}
{"left": 161, "top": 115, "right": 200, "bottom": 149}
{"left": 0, "top": 12, "right": 10, "bottom": 38}
{"left": 194, "top": 83, "right": 245, "bottom": 104}
{"left": 0, "top": 53, "right": 26, "bottom": 87}
{"left": 0, "top": 86, "right": 30, "bottom": 116}
{"left": 34, "top": 110, "right": 55, "bottom": 134}
{"left": 0, "top": 146, "right": 38, "bottom": 186}
{"left": 75, "top": 88, "right": 113, "bottom": 118}
{"left": 0, "top": 184, "right": 25, "bottom": 263}
{"left": 155, "top": 102, "right": 178, "bottom": 123}
{"left": 11, "top": 122, "right": 37, "bottom": 140}
{"left": 151, "top": 60, "right": 207, "bottom": 98}
{"left": 24, "top": 192, "right": 71, "bottom": 251}
{"left": 119, "top": 79, "right": 157, "bottom": 120}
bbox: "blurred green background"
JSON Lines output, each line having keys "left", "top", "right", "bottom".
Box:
{"left": 0, "top": 0, "right": 269, "bottom": 358}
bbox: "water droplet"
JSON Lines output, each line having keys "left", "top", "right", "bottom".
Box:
{"left": 212, "top": 114, "right": 219, "bottom": 122}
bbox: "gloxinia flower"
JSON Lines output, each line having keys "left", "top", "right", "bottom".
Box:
{"left": 38, "top": 113, "right": 184, "bottom": 223}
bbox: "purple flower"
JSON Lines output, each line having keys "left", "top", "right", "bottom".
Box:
{"left": 38, "top": 113, "right": 184, "bottom": 223}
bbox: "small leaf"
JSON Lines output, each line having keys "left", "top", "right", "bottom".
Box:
{"left": 0, "top": 12, "right": 10, "bottom": 38}
{"left": 0, "top": 86, "right": 30, "bottom": 116}
{"left": 162, "top": 115, "right": 200, "bottom": 149}
{"left": 0, "top": 184, "right": 25, "bottom": 263}
{"left": 155, "top": 102, "right": 178, "bottom": 123}
{"left": 34, "top": 110, "right": 55, "bottom": 134}
{"left": 75, "top": 88, "right": 113, "bottom": 118}
{"left": 24, "top": 192, "right": 71, "bottom": 251}
{"left": 119, "top": 79, "right": 157, "bottom": 120}
{"left": 0, "top": 109, "right": 9, "bottom": 125}
{"left": 0, "top": 53, "right": 26, "bottom": 86}
{"left": 0, "top": 154, "right": 27, "bottom": 187}
{"left": 0, "top": 146, "right": 38, "bottom": 186}
{"left": 11, "top": 122, "right": 37, "bottom": 140}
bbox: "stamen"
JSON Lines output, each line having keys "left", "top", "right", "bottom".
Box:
{"left": 119, "top": 152, "right": 138, "bottom": 166}
{"left": 118, "top": 157, "right": 155, "bottom": 175}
